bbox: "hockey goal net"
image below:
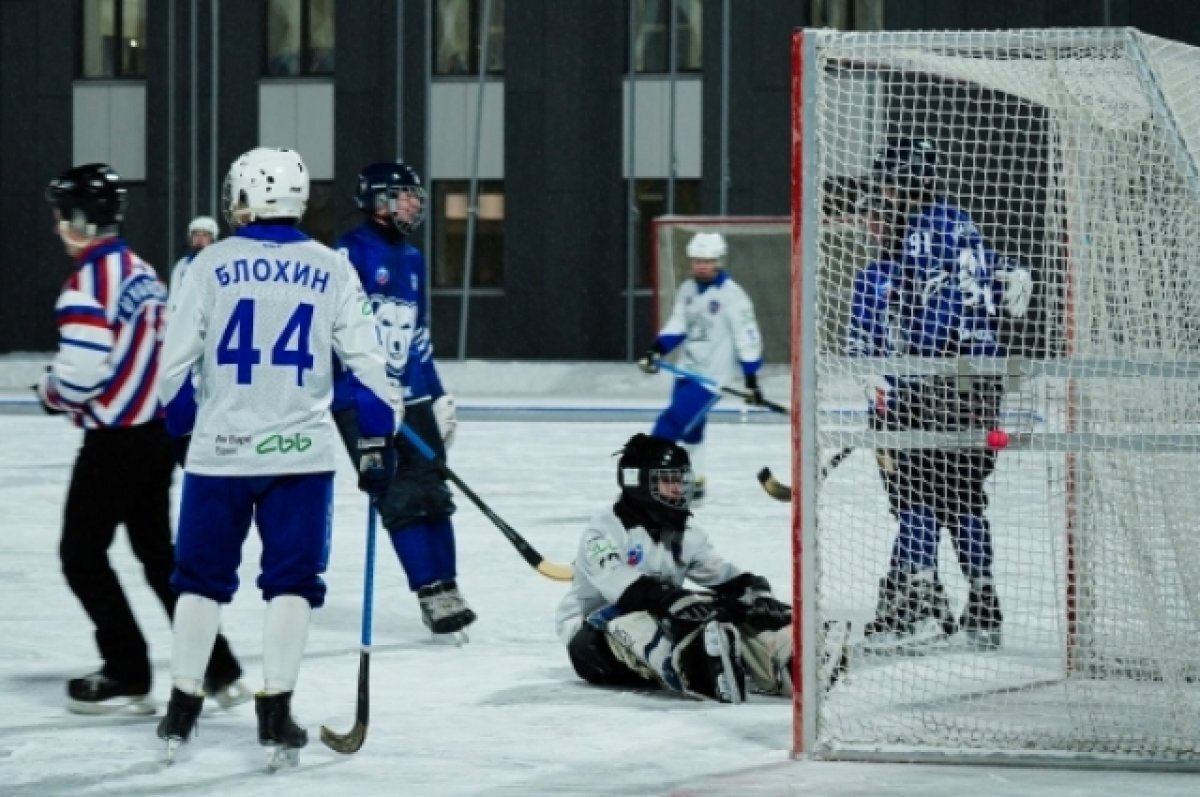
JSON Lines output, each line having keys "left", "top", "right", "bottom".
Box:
{"left": 793, "top": 28, "right": 1200, "bottom": 767}
{"left": 651, "top": 216, "right": 791, "bottom": 363}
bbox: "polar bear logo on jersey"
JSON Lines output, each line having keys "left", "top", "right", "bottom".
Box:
{"left": 372, "top": 296, "right": 418, "bottom": 378}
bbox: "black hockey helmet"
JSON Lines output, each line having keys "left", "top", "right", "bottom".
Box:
{"left": 45, "top": 163, "right": 127, "bottom": 235}
{"left": 617, "top": 433, "right": 695, "bottom": 511}
{"left": 354, "top": 161, "right": 426, "bottom": 235}
{"left": 871, "top": 137, "right": 939, "bottom": 198}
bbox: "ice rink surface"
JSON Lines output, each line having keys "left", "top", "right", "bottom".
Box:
{"left": 0, "top": 361, "right": 1196, "bottom": 796}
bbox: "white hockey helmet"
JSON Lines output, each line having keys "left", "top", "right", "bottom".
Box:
{"left": 686, "top": 232, "right": 727, "bottom": 260}
{"left": 187, "top": 215, "right": 219, "bottom": 238}
{"left": 222, "top": 147, "right": 309, "bottom": 227}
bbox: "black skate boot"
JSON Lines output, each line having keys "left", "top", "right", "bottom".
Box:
{"left": 417, "top": 579, "right": 478, "bottom": 637}
{"left": 960, "top": 580, "right": 1002, "bottom": 650}
{"left": 862, "top": 571, "right": 954, "bottom": 649}
{"left": 255, "top": 691, "right": 307, "bottom": 771}
{"left": 66, "top": 671, "right": 154, "bottom": 716}
{"left": 157, "top": 688, "right": 204, "bottom": 763}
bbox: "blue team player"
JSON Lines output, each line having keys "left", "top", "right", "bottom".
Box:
{"left": 333, "top": 161, "right": 476, "bottom": 638}
{"left": 849, "top": 138, "right": 1032, "bottom": 651}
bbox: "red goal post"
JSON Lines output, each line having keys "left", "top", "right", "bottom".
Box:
{"left": 792, "top": 27, "right": 1200, "bottom": 768}
{"left": 650, "top": 216, "right": 791, "bottom": 364}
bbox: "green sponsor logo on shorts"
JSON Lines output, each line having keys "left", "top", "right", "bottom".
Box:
{"left": 256, "top": 433, "right": 313, "bottom": 454}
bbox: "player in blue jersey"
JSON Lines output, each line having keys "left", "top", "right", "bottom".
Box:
{"left": 849, "top": 138, "right": 1032, "bottom": 650}
{"left": 332, "top": 161, "right": 476, "bottom": 638}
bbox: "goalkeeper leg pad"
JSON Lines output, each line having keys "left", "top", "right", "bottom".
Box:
{"left": 739, "top": 627, "right": 793, "bottom": 696}
{"left": 672, "top": 621, "right": 746, "bottom": 703}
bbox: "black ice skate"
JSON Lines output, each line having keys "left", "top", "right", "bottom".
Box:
{"left": 256, "top": 691, "right": 308, "bottom": 771}
{"left": 417, "top": 579, "right": 478, "bottom": 640}
{"left": 157, "top": 688, "right": 204, "bottom": 763}
{"left": 960, "top": 580, "right": 1003, "bottom": 650}
{"left": 862, "top": 571, "right": 955, "bottom": 652}
{"left": 66, "top": 671, "right": 154, "bottom": 716}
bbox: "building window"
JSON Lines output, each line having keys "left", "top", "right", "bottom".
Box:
{"left": 80, "top": 0, "right": 147, "bottom": 78}
{"left": 432, "top": 181, "right": 505, "bottom": 289}
{"left": 810, "top": 0, "right": 885, "bottom": 31}
{"left": 304, "top": 181, "right": 335, "bottom": 246}
{"left": 266, "top": 0, "right": 335, "bottom": 77}
{"left": 433, "top": 0, "right": 505, "bottom": 76}
{"left": 635, "top": 179, "right": 701, "bottom": 287}
{"left": 633, "top": 0, "right": 702, "bottom": 74}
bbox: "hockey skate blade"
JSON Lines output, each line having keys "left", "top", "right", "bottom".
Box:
{"left": 319, "top": 721, "right": 366, "bottom": 754}
{"left": 264, "top": 745, "right": 300, "bottom": 772}
{"left": 164, "top": 739, "right": 183, "bottom": 765}
{"left": 67, "top": 695, "right": 156, "bottom": 716}
{"left": 427, "top": 630, "right": 469, "bottom": 647}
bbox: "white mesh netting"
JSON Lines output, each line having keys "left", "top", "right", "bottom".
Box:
{"left": 796, "top": 28, "right": 1200, "bottom": 766}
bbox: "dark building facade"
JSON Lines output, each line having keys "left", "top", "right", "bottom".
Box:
{"left": 2, "top": 1, "right": 1197, "bottom": 359}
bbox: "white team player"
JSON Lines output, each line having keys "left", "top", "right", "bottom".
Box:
{"left": 153, "top": 147, "right": 403, "bottom": 768}
{"left": 637, "top": 232, "right": 766, "bottom": 499}
{"left": 169, "top": 215, "right": 220, "bottom": 296}
{"left": 557, "top": 433, "right": 794, "bottom": 703}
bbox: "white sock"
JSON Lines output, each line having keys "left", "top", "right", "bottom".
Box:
{"left": 172, "top": 594, "right": 221, "bottom": 695}
{"left": 262, "top": 595, "right": 312, "bottom": 695}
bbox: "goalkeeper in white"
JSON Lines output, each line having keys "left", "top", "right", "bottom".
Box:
{"left": 637, "top": 232, "right": 766, "bottom": 500}
{"left": 556, "top": 434, "right": 795, "bottom": 703}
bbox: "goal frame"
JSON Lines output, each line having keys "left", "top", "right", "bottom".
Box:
{"left": 790, "top": 26, "right": 1200, "bottom": 769}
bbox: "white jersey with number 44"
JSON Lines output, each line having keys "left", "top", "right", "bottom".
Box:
{"left": 159, "top": 227, "right": 401, "bottom": 476}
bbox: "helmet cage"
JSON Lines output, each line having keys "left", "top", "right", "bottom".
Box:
{"left": 647, "top": 466, "right": 696, "bottom": 510}
{"left": 355, "top": 162, "right": 426, "bottom": 235}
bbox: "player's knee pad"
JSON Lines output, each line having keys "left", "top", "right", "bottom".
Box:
{"left": 739, "top": 627, "right": 792, "bottom": 696}
{"left": 603, "top": 611, "right": 673, "bottom": 686}
{"left": 567, "top": 624, "right": 654, "bottom": 688}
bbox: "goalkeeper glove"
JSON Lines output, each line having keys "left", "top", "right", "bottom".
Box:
{"left": 714, "top": 572, "right": 792, "bottom": 632}
{"left": 636, "top": 346, "right": 662, "bottom": 375}
{"left": 744, "top": 373, "right": 766, "bottom": 407}
{"left": 357, "top": 436, "right": 397, "bottom": 497}
{"left": 996, "top": 260, "right": 1033, "bottom": 318}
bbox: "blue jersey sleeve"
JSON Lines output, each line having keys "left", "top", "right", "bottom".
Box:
{"left": 847, "top": 261, "right": 894, "bottom": 358}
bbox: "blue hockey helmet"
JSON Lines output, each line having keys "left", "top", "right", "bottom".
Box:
{"left": 871, "top": 137, "right": 939, "bottom": 197}
{"left": 45, "top": 163, "right": 127, "bottom": 236}
{"left": 354, "top": 161, "right": 426, "bottom": 235}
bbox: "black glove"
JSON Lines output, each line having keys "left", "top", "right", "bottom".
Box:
{"left": 743, "top": 373, "right": 766, "bottom": 407}
{"left": 171, "top": 435, "right": 192, "bottom": 468}
{"left": 618, "top": 576, "right": 722, "bottom": 639}
{"left": 714, "top": 572, "right": 792, "bottom": 632}
{"left": 636, "top": 346, "right": 663, "bottom": 375}
{"left": 357, "top": 436, "right": 397, "bottom": 497}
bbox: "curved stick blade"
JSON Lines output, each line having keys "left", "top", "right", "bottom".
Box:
{"left": 757, "top": 467, "right": 793, "bottom": 501}
{"left": 320, "top": 721, "right": 367, "bottom": 754}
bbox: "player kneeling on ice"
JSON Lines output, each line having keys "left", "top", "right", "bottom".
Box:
{"left": 556, "top": 433, "right": 793, "bottom": 703}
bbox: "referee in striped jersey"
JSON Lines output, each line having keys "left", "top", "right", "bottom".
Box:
{"left": 37, "top": 164, "right": 246, "bottom": 715}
